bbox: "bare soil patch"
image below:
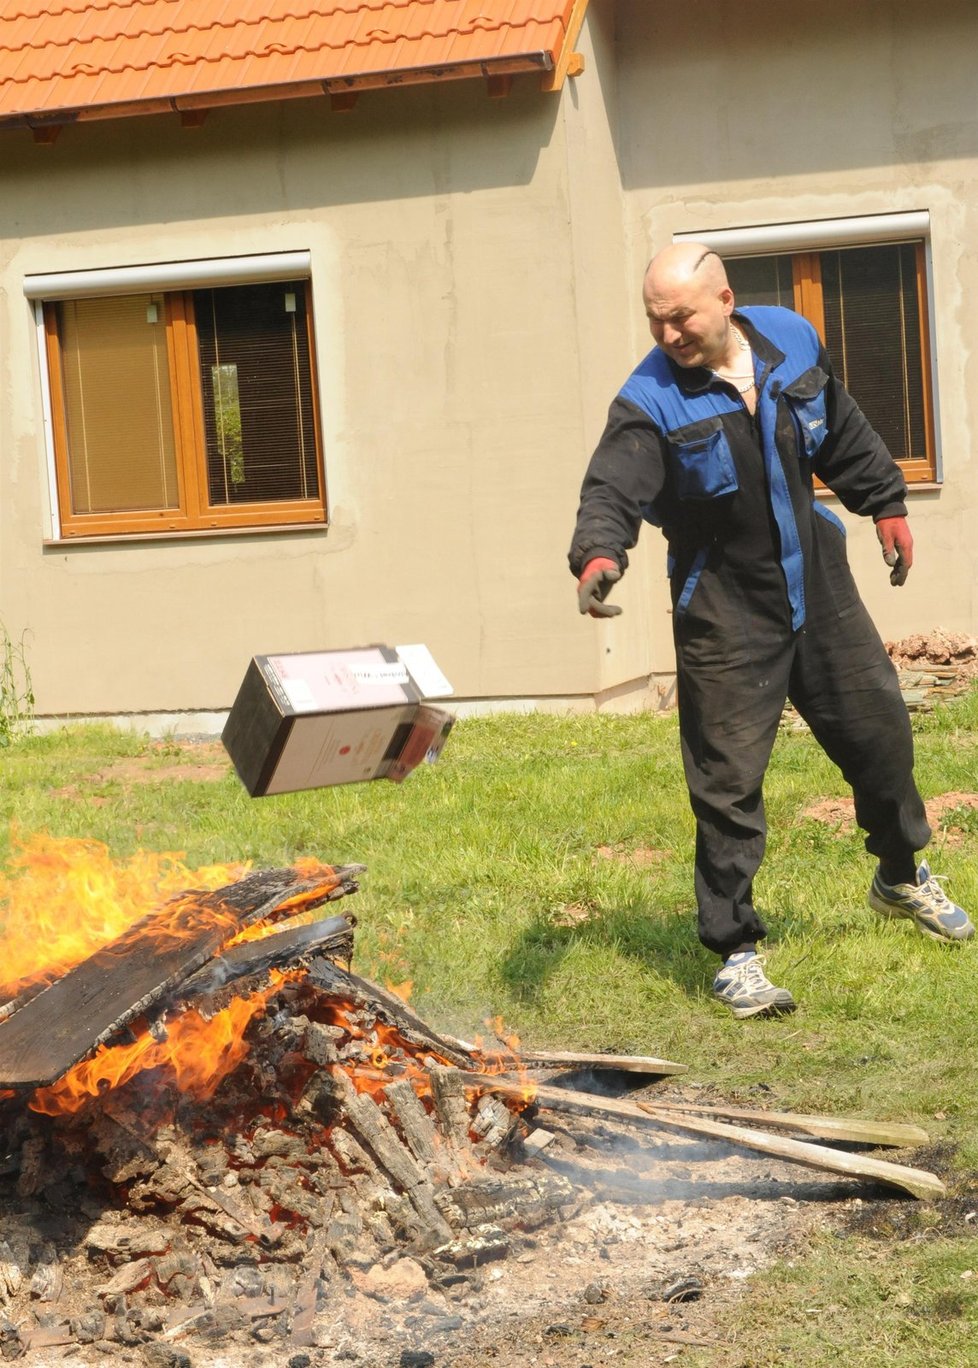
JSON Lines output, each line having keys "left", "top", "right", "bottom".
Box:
{"left": 801, "top": 792, "right": 978, "bottom": 847}
{"left": 594, "top": 845, "right": 669, "bottom": 868}
{"left": 51, "top": 742, "right": 231, "bottom": 800}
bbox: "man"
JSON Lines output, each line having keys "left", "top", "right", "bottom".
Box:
{"left": 569, "top": 242, "right": 974, "bottom": 1020}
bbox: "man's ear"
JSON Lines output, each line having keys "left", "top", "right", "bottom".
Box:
{"left": 719, "top": 286, "right": 735, "bottom": 315}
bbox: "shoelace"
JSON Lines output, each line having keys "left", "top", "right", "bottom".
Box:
{"left": 920, "top": 872, "right": 953, "bottom": 910}
{"left": 720, "top": 955, "right": 771, "bottom": 990}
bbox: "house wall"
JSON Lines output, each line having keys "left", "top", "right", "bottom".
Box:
{"left": 0, "top": 41, "right": 633, "bottom": 723}
{"left": 1, "top": 0, "right": 975, "bottom": 726}
{"left": 613, "top": 0, "right": 978, "bottom": 653}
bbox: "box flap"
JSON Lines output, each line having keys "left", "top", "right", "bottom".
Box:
{"left": 395, "top": 644, "right": 454, "bottom": 699}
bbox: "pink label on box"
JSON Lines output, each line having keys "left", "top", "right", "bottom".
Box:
{"left": 267, "top": 649, "right": 411, "bottom": 712}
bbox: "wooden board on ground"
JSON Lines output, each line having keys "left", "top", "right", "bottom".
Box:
{"left": 460, "top": 1074, "right": 945, "bottom": 1201}
{"left": 655, "top": 1099, "right": 930, "bottom": 1148}
{"left": 0, "top": 866, "right": 354, "bottom": 1090}
{"left": 518, "top": 1048, "right": 687, "bottom": 1077}
{"left": 635, "top": 1102, "right": 945, "bottom": 1200}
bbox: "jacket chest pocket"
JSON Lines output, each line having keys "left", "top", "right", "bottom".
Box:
{"left": 666, "top": 416, "right": 738, "bottom": 501}
{"left": 783, "top": 365, "right": 829, "bottom": 458}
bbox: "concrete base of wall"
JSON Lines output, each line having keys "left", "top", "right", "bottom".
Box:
{"left": 29, "top": 675, "right": 679, "bottom": 741}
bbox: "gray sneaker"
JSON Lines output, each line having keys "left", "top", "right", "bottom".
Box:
{"left": 712, "top": 953, "right": 797, "bottom": 1019}
{"left": 868, "top": 860, "right": 975, "bottom": 942}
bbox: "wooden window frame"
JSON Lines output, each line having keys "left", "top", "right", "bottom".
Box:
{"left": 41, "top": 280, "right": 327, "bottom": 540}
{"left": 677, "top": 216, "right": 941, "bottom": 486}
{"left": 783, "top": 243, "right": 935, "bottom": 484}
{"left": 726, "top": 241, "right": 936, "bottom": 485}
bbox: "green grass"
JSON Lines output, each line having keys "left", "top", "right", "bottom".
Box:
{"left": 3, "top": 692, "right": 978, "bottom": 1363}
{"left": 684, "top": 1214, "right": 978, "bottom": 1367}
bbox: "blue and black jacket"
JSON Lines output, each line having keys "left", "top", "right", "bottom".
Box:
{"left": 569, "top": 306, "right": 908, "bottom": 633}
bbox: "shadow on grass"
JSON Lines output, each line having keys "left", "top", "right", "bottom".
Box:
{"left": 497, "top": 901, "right": 710, "bottom": 1004}
{"left": 497, "top": 893, "right": 819, "bottom": 1008}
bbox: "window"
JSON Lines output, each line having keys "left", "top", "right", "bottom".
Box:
{"left": 676, "top": 215, "right": 939, "bottom": 484}
{"left": 30, "top": 258, "right": 325, "bottom": 539}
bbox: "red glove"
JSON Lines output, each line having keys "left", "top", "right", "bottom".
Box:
{"left": 577, "top": 557, "right": 622, "bottom": 617}
{"left": 876, "top": 516, "right": 913, "bottom": 587}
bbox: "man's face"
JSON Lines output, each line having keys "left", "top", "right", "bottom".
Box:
{"left": 643, "top": 274, "right": 734, "bottom": 370}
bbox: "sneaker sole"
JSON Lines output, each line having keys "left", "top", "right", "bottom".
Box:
{"left": 868, "top": 890, "right": 974, "bottom": 942}
{"left": 725, "top": 998, "right": 797, "bottom": 1020}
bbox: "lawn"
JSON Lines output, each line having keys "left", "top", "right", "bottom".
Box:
{"left": 2, "top": 690, "right": 978, "bottom": 1364}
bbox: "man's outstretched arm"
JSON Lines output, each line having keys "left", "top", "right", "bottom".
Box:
{"left": 569, "top": 398, "right": 667, "bottom": 616}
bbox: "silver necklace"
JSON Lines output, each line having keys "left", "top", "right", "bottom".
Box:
{"left": 719, "top": 375, "right": 757, "bottom": 394}
{"left": 713, "top": 323, "right": 755, "bottom": 391}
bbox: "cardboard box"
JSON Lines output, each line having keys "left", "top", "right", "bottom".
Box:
{"left": 222, "top": 644, "right": 454, "bottom": 797}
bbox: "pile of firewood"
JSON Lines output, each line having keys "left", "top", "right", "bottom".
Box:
{"left": 885, "top": 628, "right": 978, "bottom": 711}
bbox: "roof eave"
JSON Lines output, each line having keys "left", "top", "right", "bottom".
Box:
{"left": 0, "top": 51, "right": 560, "bottom": 134}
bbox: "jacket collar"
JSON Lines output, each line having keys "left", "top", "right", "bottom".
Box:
{"left": 667, "top": 310, "right": 786, "bottom": 394}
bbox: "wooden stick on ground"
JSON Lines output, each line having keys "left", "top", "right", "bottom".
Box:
{"left": 650, "top": 1100, "right": 930, "bottom": 1149}
{"left": 459, "top": 1074, "right": 945, "bottom": 1201}
{"left": 636, "top": 1100, "right": 945, "bottom": 1200}
{"left": 515, "top": 1048, "right": 688, "bottom": 1077}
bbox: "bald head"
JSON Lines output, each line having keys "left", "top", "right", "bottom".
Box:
{"left": 642, "top": 242, "right": 737, "bottom": 371}
{"left": 644, "top": 242, "right": 730, "bottom": 298}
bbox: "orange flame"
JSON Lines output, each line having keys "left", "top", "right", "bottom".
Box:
{"left": 0, "top": 833, "right": 349, "bottom": 1116}
{"left": 28, "top": 970, "right": 305, "bottom": 1118}
{"left": 0, "top": 833, "right": 247, "bottom": 1002}
{"left": 464, "top": 1017, "right": 536, "bottom": 1106}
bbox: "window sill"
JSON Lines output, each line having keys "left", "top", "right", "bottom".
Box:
{"left": 43, "top": 521, "right": 329, "bottom": 548}
{"left": 815, "top": 483, "right": 941, "bottom": 498}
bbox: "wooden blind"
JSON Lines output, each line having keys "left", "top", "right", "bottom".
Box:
{"left": 58, "top": 295, "right": 179, "bottom": 514}
{"left": 819, "top": 243, "right": 927, "bottom": 464}
{"left": 193, "top": 282, "right": 320, "bottom": 509}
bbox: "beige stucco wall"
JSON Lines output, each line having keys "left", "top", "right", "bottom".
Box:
{"left": 0, "top": 26, "right": 634, "bottom": 722}
{"left": 1, "top": 0, "right": 975, "bottom": 725}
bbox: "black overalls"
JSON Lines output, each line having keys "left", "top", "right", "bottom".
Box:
{"left": 569, "top": 306, "right": 930, "bottom": 956}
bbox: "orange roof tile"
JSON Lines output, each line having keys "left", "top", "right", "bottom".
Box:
{"left": 0, "top": 0, "right": 591, "bottom": 131}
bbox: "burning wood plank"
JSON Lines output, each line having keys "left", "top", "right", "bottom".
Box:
{"left": 161, "top": 913, "right": 355, "bottom": 1008}
{"left": 0, "top": 865, "right": 360, "bottom": 1090}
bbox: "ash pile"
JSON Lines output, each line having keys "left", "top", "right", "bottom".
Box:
{"left": 0, "top": 842, "right": 946, "bottom": 1365}
{"left": 0, "top": 855, "right": 576, "bottom": 1363}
